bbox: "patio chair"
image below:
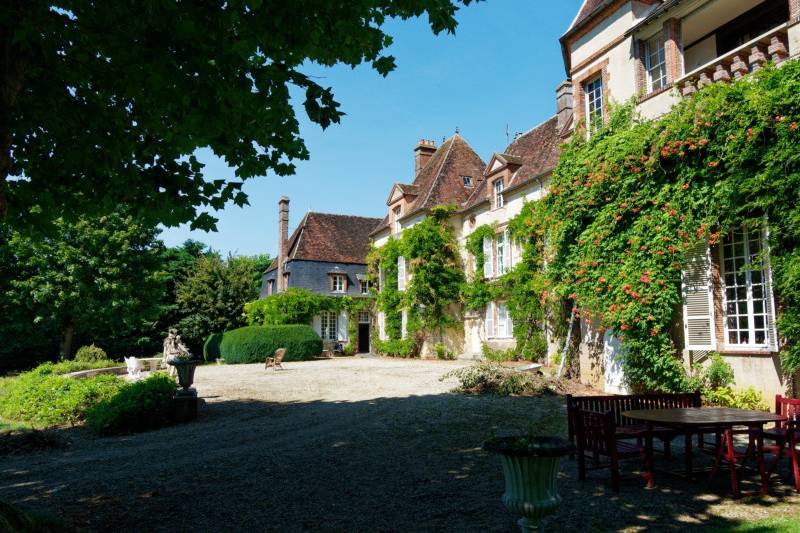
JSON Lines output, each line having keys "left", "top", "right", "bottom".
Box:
{"left": 763, "top": 395, "right": 800, "bottom": 491}
{"left": 264, "top": 348, "right": 287, "bottom": 371}
{"left": 575, "top": 408, "right": 646, "bottom": 492}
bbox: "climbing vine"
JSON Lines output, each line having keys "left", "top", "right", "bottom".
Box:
{"left": 367, "top": 205, "right": 465, "bottom": 356}
{"left": 511, "top": 61, "right": 800, "bottom": 392}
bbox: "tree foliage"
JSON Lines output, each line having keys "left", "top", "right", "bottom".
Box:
{"left": 3, "top": 0, "right": 478, "bottom": 231}
{"left": 1, "top": 211, "right": 166, "bottom": 362}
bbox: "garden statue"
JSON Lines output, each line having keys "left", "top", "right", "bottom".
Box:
{"left": 163, "top": 329, "right": 191, "bottom": 376}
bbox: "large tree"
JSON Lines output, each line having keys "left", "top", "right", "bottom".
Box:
{"left": 174, "top": 253, "right": 264, "bottom": 354}
{"left": 2, "top": 1, "right": 477, "bottom": 231}
{"left": 3, "top": 212, "right": 166, "bottom": 359}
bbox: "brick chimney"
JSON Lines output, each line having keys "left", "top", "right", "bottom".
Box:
{"left": 277, "top": 196, "right": 289, "bottom": 292}
{"left": 414, "top": 139, "right": 437, "bottom": 176}
{"left": 556, "top": 80, "right": 574, "bottom": 134}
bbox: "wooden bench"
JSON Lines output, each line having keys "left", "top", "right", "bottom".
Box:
{"left": 567, "top": 392, "right": 703, "bottom": 458}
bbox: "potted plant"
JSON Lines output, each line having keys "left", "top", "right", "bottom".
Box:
{"left": 484, "top": 435, "right": 573, "bottom": 532}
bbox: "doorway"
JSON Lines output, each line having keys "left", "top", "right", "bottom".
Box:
{"left": 358, "top": 323, "right": 370, "bottom": 353}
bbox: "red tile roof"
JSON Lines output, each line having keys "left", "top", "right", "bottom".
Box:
{"left": 267, "top": 212, "right": 383, "bottom": 271}
{"left": 371, "top": 134, "right": 485, "bottom": 234}
{"left": 567, "top": 0, "right": 612, "bottom": 33}
{"left": 462, "top": 116, "right": 562, "bottom": 211}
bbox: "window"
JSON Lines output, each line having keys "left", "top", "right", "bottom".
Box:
{"left": 359, "top": 310, "right": 370, "bottom": 323}
{"left": 485, "top": 301, "right": 513, "bottom": 338}
{"left": 584, "top": 75, "right": 604, "bottom": 135}
{"left": 393, "top": 206, "right": 402, "bottom": 235}
{"left": 493, "top": 179, "right": 505, "bottom": 209}
{"left": 720, "top": 228, "right": 776, "bottom": 348}
{"left": 496, "top": 303, "right": 513, "bottom": 338}
{"left": 321, "top": 310, "right": 338, "bottom": 341}
{"left": 331, "top": 273, "right": 346, "bottom": 293}
{"left": 462, "top": 175, "right": 473, "bottom": 187}
{"left": 360, "top": 280, "right": 370, "bottom": 295}
{"left": 496, "top": 232, "right": 507, "bottom": 276}
{"left": 397, "top": 256, "right": 407, "bottom": 290}
{"left": 645, "top": 33, "right": 667, "bottom": 92}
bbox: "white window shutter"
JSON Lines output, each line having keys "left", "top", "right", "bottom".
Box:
{"left": 507, "top": 311, "right": 514, "bottom": 337}
{"left": 401, "top": 309, "right": 408, "bottom": 339}
{"left": 681, "top": 242, "right": 717, "bottom": 350}
{"left": 504, "top": 231, "right": 512, "bottom": 270}
{"left": 485, "top": 303, "right": 494, "bottom": 338}
{"left": 378, "top": 311, "right": 386, "bottom": 340}
{"left": 337, "top": 311, "right": 348, "bottom": 341}
{"left": 510, "top": 237, "right": 520, "bottom": 267}
{"left": 397, "top": 256, "right": 406, "bottom": 290}
{"left": 313, "top": 315, "right": 322, "bottom": 337}
{"left": 483, "top": 237, "right": 493, "bottom": 278}
{"left": 762, "top": 226, "right": 779, "bottom": 351}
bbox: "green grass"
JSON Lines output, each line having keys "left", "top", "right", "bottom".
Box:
{"left": 0, "top": 417, "right": 35, "bottom": 433}
{"left": 706, "top": 512, "right": 800, "bottom": 533}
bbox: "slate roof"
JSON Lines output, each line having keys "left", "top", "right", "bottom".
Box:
{"left": 371, "top": 133, "right": 486, "bottom": 235}
{"left": 266, "top": 212, "right": 383, "bottom": 272}
{"left": 462, "top": 116, "right": 562, "bottom": 211}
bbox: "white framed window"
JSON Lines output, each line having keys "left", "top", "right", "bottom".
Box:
{"left": 397, "top": 256, "right": 407, "bottom": 291}
{"left": 320, "top": 310, "right": 338, "bottom": 341}
{"left": 331, "top": 273, "right": 346, "bottom": 293}
{"left": 485, "top": 301, "right": 513, "bottom": 338}
{"left": 584, "top": 75, "right": 604, "bottom": 136}
{"left": 493, "top": 179, "right": 505, "bottom": 209}
{"left": 496, "top": 303, "right": 514, "bottom": 338}
{"left": 358, "top": 310, "right": 370, "bottom": 323}
{"left": 463, "top": 175, "right": 473, "bottom": 187}
{"left": 496, "top": 232, "right": 507, "bottom": 276}
{"left": 360, "top": 280, "right": 370, "bottom": 295}
{"left": 645, "top": 33, "right": 666, "bottom": 92}
{"left": 720, "top": 227, "right": 777, "bottom": 349}
{"left": 393, "top": 206, "right": 402, "bottom": 235}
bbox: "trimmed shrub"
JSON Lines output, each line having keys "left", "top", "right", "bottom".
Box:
{"left": 87, "top": 373, "right": 177, "bottom": 436}
{"left": 74, "top": 344, "right": 108, "bottom": 362}
{"left": 217, "top": 325, "right": 322, "bottom": 364}
{"left": 30, "top": 359, "right": 120, "bottom": 376}
{"left": 0, "top": 369, "right": 124, "bottom": 427}
{"left": 203, "top": 333, "right": 224, "bottom": 362}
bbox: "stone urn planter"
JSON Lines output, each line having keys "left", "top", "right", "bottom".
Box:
{"left": 167, "top": 358, "right": 198, "bottom": 393}
{"left": 484, "top": 435, "right": 573, "bottom": 532}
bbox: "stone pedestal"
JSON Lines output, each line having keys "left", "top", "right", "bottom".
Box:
{"left": 173, "top": 389, "right": 198, "bottom": 422}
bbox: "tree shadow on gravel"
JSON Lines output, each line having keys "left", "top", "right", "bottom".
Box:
{"left": 1, "top": 393, "right": 798, "bottom": 532}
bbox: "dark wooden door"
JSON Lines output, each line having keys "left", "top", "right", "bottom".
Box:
{"left": 358, "top": 323, "right": 370, "bottom": 353}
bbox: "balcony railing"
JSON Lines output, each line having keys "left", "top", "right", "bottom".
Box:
{"left": 678, "top": 23, "right": 790, "bottom": 97}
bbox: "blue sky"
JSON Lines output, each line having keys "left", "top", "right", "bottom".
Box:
{"left": 160, "top": 0, "right": 582, "bottom": 257}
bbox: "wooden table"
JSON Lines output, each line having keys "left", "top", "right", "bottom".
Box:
{"left": 623, "top": 407, "right": 786, "bottom": 497}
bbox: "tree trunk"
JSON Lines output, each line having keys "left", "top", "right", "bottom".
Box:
{"left": 59, "top": 316, "right": 75, "bottom": 360}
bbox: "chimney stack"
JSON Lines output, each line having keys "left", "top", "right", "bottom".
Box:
{"left": 414, "top": 139, "right": 437, "bottom": 176}
{"left": 277, "top": 196, "right": 289, "bottom": 292}
{"left": 556, "top": 80, "right": 574, "bottom": 134}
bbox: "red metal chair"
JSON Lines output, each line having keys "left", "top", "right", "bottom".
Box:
{"left": 763, "top": 394, "right": 800, "bottom": 491}
{"left": 575, "top": 408, "right": 646, "bottom": 492}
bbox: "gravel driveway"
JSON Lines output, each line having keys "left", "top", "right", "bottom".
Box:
{"left": 2, "top": 357, "right": 798, "bottom": 532}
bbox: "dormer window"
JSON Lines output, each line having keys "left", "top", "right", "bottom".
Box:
{"left": 493, "top": 179, "right": 505, "bottom": 209}
{"left": 393, "top": 205, "right": 402, "bottom": 235}
{"left": 462, "top": 176, "right": 473, "bottom": 187}
{"left": 330, "top": 273, "right": 346, "bottom": 293}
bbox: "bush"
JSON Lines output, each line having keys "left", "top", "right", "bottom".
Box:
{"left": 0, "top": 368, "right": 124, "bottom": 427}
{"left": 30, "top": 359, "right": 120, "bottom": 376}
{"left": 481, "top": 344, "right": 518, "bottom": 362}
{"left": 215, "top": 325, "right": 322, "bottom": 364}
{"left": 87, "top": 373, "right": 177, "bottom": 436}
{"left": 705, "top": 386, "right": 769, "bottom": 411}
{"left": 441, "top": 363, "right": 554, "bottom": 396}
{"left": 0, "top": 500, "right": 67, "bottom": 532}
{"left": 434, "top": 342, "right": 456, "bottom": 360}
{"left": 74, "top": 344, "right": 108, "bottom": 362}
{"left": 373, "top": 338, "right": 416, "bottom": 358}
{"left": 203, "top": 333, "right": 224, "bottom": 362}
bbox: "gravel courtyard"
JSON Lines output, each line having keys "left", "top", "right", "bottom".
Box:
{"left": 2, "top": 357, "right": 799, "bottom": 532}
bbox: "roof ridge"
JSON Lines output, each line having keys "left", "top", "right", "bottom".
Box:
{"left": 305, "top": 211, "right": 383, "bottom": 221}
{"left": 510, "top": 115, "right": 558, "bottom": 145}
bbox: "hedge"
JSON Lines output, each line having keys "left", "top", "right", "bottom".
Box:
{"left": 211, "top": 325, "right": 322, "bottom": 364}
{"left": 203, "top": 333, "right": 223, "bottom": 361}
